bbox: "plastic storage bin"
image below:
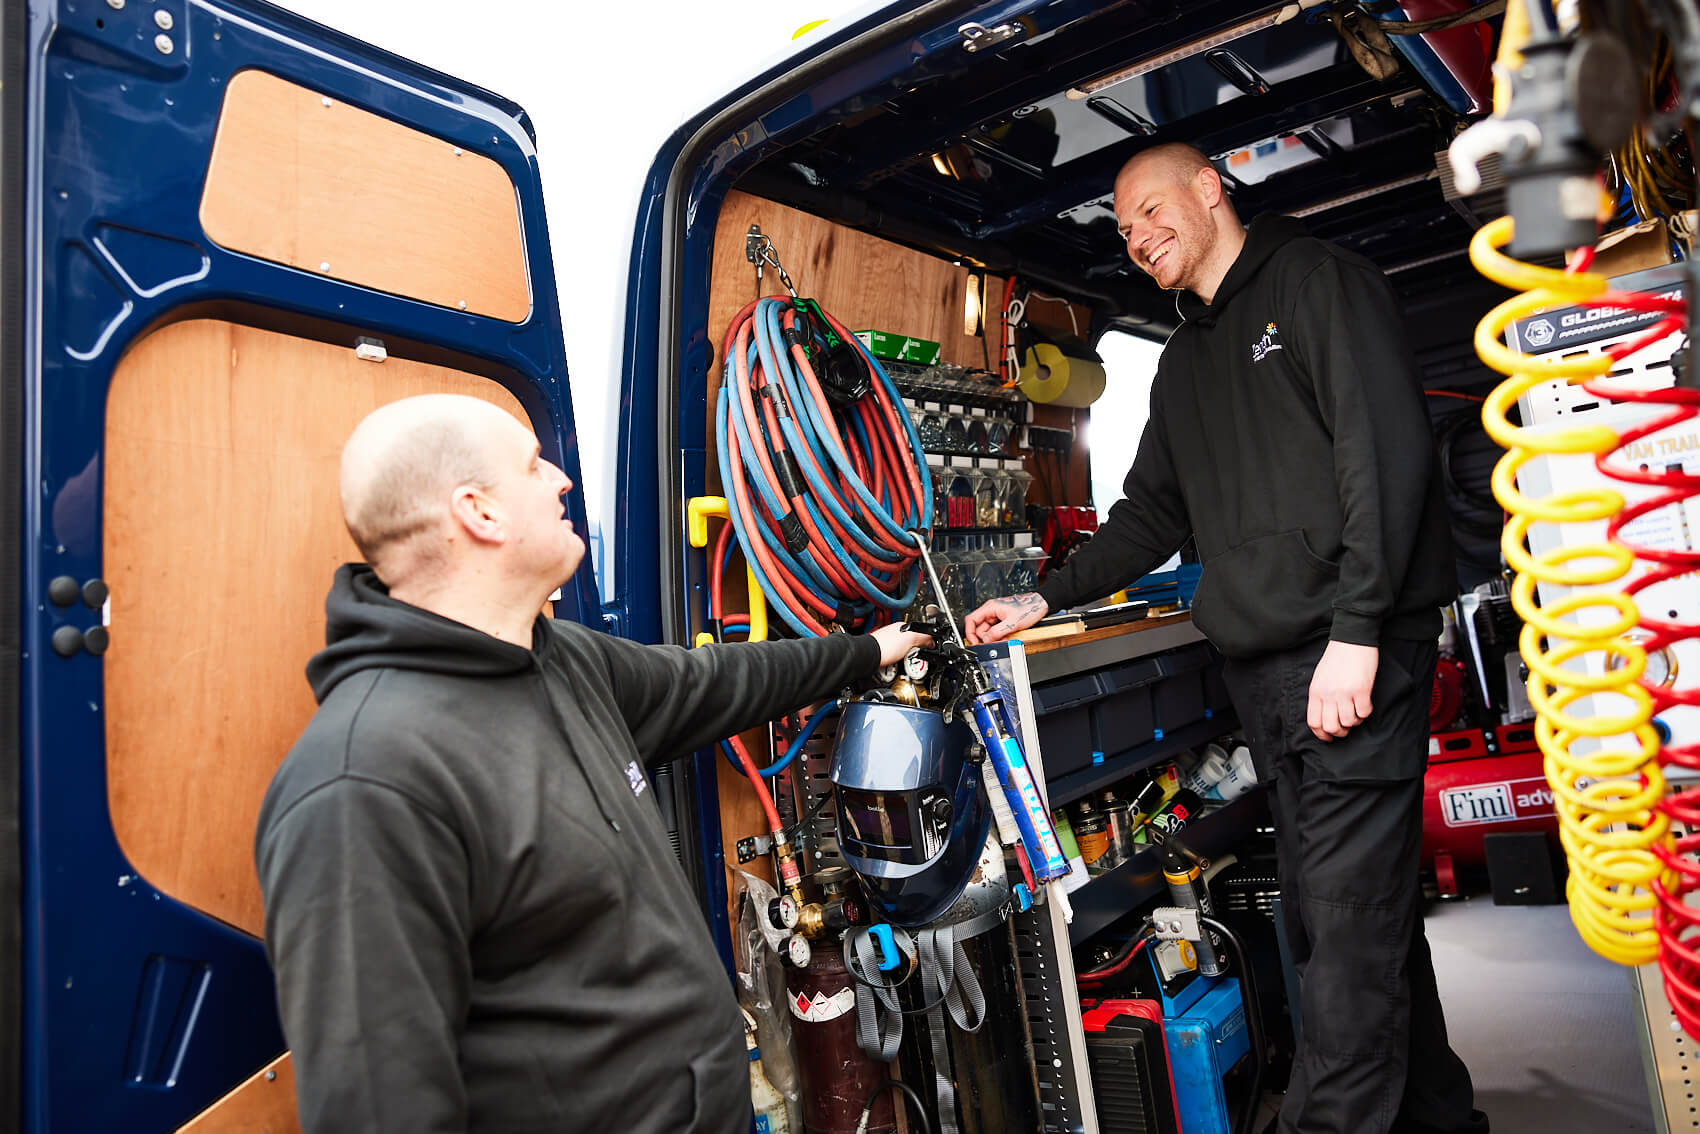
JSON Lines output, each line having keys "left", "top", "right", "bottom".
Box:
{"left": 1152, "top": 643, "right": 1213, "bottom": 733}
{"left": 1091, "top": 657, "right": 1164, "bottom": 755}
{"left": 1032, "top": 672, "right": 1106, "bottom": 779}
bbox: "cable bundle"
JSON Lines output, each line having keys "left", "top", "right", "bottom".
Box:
{"left": 714, "top": 296, "right": 931, "bottom": 638}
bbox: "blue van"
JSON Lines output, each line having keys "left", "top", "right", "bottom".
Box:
{"left": 1, "top": 0, "right": 1624, "bottom": 1130}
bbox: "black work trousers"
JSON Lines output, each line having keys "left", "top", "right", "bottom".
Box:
{"left": 1222, "top": 636, "right": 1483, "bottom": 1134}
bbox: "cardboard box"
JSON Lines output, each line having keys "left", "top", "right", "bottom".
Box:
{"left": 853, "top": 328, "right": 941, "bottom": 365}
{"left": 1582, "top": 217, "right": 1674, "bottom": 279}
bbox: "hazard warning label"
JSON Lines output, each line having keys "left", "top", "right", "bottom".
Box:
{"left": 790, "top": 985, "right": 855, "bottom": 1022}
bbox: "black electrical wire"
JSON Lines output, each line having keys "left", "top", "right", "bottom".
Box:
{"left": 1203, "top": 915, "right": 1269, "bottom": 1134}
{"left": 1076, "top": 928, "right": 1156, "bottom": 983}
{"left": 861, "top": 1079, "right": 935, "bottom": 1134}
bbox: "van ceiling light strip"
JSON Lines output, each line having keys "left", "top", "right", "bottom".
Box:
{"left": 1065, "top": 1, "right": 1330, "bottom": 101}
{"left": 1290, "top": 171, "right": 1438, "bottom": 217}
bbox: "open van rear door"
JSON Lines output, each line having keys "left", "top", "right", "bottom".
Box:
{"left": 7, "top": 2, "right": 594, "bottom": 1128}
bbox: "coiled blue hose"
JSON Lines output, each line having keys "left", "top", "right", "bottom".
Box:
{"left": 715, "top": 296, "right": 931, "bottom": 638}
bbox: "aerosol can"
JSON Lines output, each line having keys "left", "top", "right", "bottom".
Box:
{"left": 1162, "top": 839, "right": 1226, "bottom": 977}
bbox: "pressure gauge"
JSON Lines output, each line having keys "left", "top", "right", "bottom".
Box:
{"left": 1646, "top": 646, "right": 1678, "bottom": 688}
{"left": 783, "top": 933, "right": 812, "bottom": 968}
{"left": 768, "top": 896, "right": 800, "bottom": 931}
{"left": 1607, "top": 629, "right": 1679, "bottom": 688}
{"left": 903, "top": 651, "right": 930, "bottom": 682}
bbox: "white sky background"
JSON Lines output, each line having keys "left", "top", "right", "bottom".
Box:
{"left": 1090, "top": 331, "right": 1178, "bottom": 572}
{"left": 275, "top": 0, "right": 1168, "bottom": 595}
{"left": 275, "top": 0, "right": 872, "bottom": 593}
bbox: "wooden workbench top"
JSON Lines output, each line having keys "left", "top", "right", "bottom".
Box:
{"left": 1016, "top": 609, "right": 1207, "bottom": 684}
{"left": 1017, "top": 609, "right": 1194, "bottom": 654}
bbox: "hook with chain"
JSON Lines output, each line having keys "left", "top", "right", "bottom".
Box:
{"left": 745, "top": 224, "right": 797, "bottom": 298}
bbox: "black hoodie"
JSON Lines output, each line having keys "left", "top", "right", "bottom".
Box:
{"left": 255, "top": 565, "right": 880, "bottom": 1133}
{"left": 1039, "top": 215, "right": 1455, "bottom": 657}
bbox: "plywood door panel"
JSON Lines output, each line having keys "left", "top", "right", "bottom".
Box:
{"left": 200, "top": 69, "right": 530, "bottom": 322}
{"left": 175, "top": 1054, "right": 296, "bottom": 1134}
{"left": 707, "top": 191, "right": 1005, "bottom": 379}
{"left": 104, "top": 318, "right": 528, "bottom": 938}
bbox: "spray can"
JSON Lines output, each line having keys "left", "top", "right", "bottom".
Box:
{"left": 1162, "top": 842, "right": 1226, "bottom": 977}
{"left": 787, "top": 936, "right": 895, "bottom": 1134}
{"left": 1099, "top": 787, "right": 1134, "bottom": 863}
{"left": 1070, "top": 796, "right": 1113, "bottom": 876}
{"left": 1143, "top": 788, "right": 1203, "bottom": 845}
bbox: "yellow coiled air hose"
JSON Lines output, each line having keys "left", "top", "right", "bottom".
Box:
{"left": 1474, "top": 216, "right": 1673, "bottom": 965}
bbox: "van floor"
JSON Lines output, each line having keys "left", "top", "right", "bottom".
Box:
{"left": 1425, "top": 897, "right": 1657, "bottom": 1133}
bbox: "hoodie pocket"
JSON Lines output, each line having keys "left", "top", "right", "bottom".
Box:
{"left": 1192, "top": 529, "right": 1337, "bottom": 658}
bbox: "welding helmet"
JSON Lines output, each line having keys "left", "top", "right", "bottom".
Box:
{"left": 829, "top": 699, "right": 991, "bottom": 927}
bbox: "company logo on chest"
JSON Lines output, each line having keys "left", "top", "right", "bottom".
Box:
{"left": 1251, "top": 321, "right": 1282, "bottom": 364}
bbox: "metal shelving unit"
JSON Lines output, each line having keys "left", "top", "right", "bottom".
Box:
{"left": 1048, "top": 712, "right": 1238, "bottom": 808}
{"left": 1066, "top": 789, "right": 1271, "bottom": 947}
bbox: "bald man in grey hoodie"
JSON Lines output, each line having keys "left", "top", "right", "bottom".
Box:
{"left": 256, "top": 395, "right": 930, "bottom": 1133}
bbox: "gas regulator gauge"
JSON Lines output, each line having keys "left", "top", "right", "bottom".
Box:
{"left": 902, "top": 651, "right": 930, "bottom": 682}
{"left": 768, "top": 896, "right": 799, "bottom": 931}
{"left": 783, "top": 933, "right": 812, "bottom": 968}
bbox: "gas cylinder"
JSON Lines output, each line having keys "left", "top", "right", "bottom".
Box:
{"left": 786, "top": 935, "right": 894, "bottom": 1134}
{"left": 944, "top": 922, "right": 1042, "bottom": 1134}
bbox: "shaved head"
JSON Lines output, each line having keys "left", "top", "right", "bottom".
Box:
{"left": 340, "top": 394, "right": 515, "bottom": 571}
{"left": 1112, "top": 141, "right": 1243, "bottom": 302}
{"left": 1116, "top": 143, "right": 1217, "bottom": 195}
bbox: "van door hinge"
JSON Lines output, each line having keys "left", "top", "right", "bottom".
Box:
{"left": 958, "top": 20, "right": 1024, "bottom": 53}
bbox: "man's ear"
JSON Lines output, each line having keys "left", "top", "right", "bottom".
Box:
{"left": 449, "top": 485, "right": 505, "bottom": 545}
{"left": 1197, "top": 164, "right": 1224, "bottom": 209}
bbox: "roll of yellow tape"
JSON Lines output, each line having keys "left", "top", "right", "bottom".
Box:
{"left": 1019, "top": 342, "right": 1107, "bottom": 407}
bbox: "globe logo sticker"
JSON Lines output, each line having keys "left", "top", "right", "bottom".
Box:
{"left": 1524, "top": 318, "right": 1556, "bottom": 348}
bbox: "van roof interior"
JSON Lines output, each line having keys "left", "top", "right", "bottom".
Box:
{"left": 732, "top": 2, "right": 1506, "bottom": 366}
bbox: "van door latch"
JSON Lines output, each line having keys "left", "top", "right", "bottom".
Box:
{"left": 958, "top": 21, "right": 1023, "bottom": 53}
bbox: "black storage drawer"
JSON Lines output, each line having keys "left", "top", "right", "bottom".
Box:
{"left": 1092, "top": 685, "right": 1154, "bottom": 754}
{"left": 1204, "top": 661, "right": 1233, "bottom": 712}
{"left": 1036, "top": 706, "right": 1097, "bottom": 778}
{"left": 1031, "top": 671, "right": 1106, "bottom": 714}
{"left": 1155, "top": 641, "right": 1213, "bottom": 676}
{"left": 1032, "top": 672, "right": 1106, "bottom": 779}
{"left": 1152, "top": 671, "right": 1206, "bottom": 733}
{"left": 1031, "top": 643, "right": 1228, "bottom": 776}
{"left": 1101, "top": 657, "right": 1163, "bottom": 693}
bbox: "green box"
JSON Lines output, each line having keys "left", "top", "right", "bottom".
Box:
{"left": 854, "top": 328, "right": 941, "bottom": 366}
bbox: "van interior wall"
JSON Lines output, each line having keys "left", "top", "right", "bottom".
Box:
{"left": 701, "top": 189, "right": 1090, "bottom": 900}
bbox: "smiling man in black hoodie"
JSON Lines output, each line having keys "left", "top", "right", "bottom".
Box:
{"left": 255, "top": 394, "right": 930, "bottom": 1133}
{"left": 967, "top": 144, "right": 1485, "bottom": 1134}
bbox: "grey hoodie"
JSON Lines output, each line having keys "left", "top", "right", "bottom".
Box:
{"left": 255, "top": 564, "right": 880, "bottom": 1132}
